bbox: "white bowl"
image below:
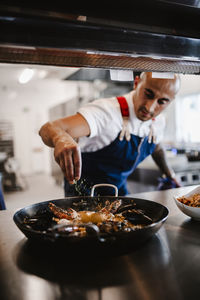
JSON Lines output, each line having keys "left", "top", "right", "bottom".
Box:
{"left": 174, "top": 186, "right": 200, "bottom": 221}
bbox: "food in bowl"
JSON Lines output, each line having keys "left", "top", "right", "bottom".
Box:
{"left": 174, "top": 186, "right": 200, "bottom": 221}
{"left": 177, "top": 193, "right": 200, "bottom": 207}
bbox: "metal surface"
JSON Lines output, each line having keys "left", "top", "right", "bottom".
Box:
{"left": 1, "top": 1, "right": 200, "bottom": 38}
{"left": 0, "top": 3, "right": 200, "bottom": 73}
{"left": 91, "top": 183, "right": 119, "bottom": 196}
{"left": 1, "top": 45, "right": 200, "bottom": 74}
{"left": 1, "top": 186, "right": 200, "bottom": 300}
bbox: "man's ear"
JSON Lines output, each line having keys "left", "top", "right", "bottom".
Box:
{"left": 134, "top": 75, "right": 140, "bottom": 89}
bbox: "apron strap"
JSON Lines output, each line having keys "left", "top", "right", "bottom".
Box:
{"left": 116, "top": 96, "right": 130, "bottom": 141}
{"left": 116, "top": 96, "right": 130, "bottom": 117}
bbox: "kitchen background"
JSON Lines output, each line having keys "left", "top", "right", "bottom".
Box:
{"left": 0, "top": 63, "right": 200, "bottom": 209}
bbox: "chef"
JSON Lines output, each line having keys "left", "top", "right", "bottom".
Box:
{"left": 39, "top": 72, "right": 181, "bottom": 196}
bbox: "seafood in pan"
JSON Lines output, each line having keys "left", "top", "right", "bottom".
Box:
{"left": 49, "top": 200, "right": 153, "bottom": 237}
{"left": 23, "top": 199, "right": 153, "bottom": 238}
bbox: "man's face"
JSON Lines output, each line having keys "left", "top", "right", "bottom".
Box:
{"left": 133, "top": 73, "right": 180, "bottom": 121}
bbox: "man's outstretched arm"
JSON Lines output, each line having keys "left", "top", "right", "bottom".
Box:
{"left": 152, "top": 143, "right": 180, "bottom": 187}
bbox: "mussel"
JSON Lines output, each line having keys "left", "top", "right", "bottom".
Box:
{"left": 116, "top": 204, "right": 153, "bottom": 226}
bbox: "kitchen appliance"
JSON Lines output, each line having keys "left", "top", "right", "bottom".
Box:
{"left": 0, "top": 1, "right": 200, "bottom": 74}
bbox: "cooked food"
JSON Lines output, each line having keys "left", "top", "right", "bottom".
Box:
{"left": 177, "top": 193, "right": 200, "bottom": 207}
{"left": 23, "top": 199, "right": 153, "bottom": 239}
{"left": 48, "top": 202, "right": 79, "bottom": 220}
{"left": 48, "top": 201, "right": 141, "bottom": 236}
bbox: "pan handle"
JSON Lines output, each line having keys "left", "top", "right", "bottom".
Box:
{"left": 90, "top": 184, "right": 118, "bottom": 197}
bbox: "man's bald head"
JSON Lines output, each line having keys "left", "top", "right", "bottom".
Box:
{"left": 140, "top": 72, "right": 181, "bottom": 96}
{"left": 133, "top": 72, "right": 181, "bottom": 121}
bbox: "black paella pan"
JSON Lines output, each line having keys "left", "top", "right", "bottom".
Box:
{"left": 13, "top": 184, "right": 169, "bottom": 257}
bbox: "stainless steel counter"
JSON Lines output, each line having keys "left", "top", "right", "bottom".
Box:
{"left": 0, "top": 185, "right": 200, "bottom": 300}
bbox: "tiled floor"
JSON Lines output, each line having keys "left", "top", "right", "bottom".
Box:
{"left": 4, "top": 173, "right": 64, "bottom": 210}
{"left": 3, "top": 173, "right": 156, "bottom": 211}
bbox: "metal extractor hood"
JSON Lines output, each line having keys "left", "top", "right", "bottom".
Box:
{"left": 1, "top": 1, "right": 200, "bottom": 74}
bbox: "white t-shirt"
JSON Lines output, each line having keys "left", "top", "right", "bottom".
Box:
{"left": 78, "top": 91, "right": 165, "bottom": 152}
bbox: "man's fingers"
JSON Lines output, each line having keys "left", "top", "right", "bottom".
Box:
{"left": 57, "top": 156, "right": 65, "bottom": 173}
{"left": 63, "top": 151, "right": 74, "bottom": 182}
{"left": 54, "top": 144, "right": 81, "bottom": 184}
{"left": 72, "top": 147, "right": 81, "bottom": 180}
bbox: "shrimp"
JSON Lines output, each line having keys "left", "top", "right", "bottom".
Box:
{"left": 48, "top": 202, "right": 78, "bottom": 220}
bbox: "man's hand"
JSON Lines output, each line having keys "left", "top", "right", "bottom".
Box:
{"left": 170, "top": 176, "right": 181, "bottom": 188}
{"left": 54, "top": 136, "right": 81, "bottom": 184}
{"left": 39, "top": 113, "right": 90, "bottom": 184}
{"left": 152, "top": 143, "right": 181, "bottom": 188}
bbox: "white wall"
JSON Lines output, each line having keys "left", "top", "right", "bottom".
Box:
{"left": 177, "top": 74, "right": 200, "bottom": 96}
{"left": 163, "top": 74, "right": 200, "bottom": 145}
{"left": 0, "top": 77, "right": 95, "bottom": 176}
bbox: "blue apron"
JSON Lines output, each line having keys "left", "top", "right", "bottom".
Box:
{"left": 64, "top": 97, "right": 156, "bottom": 196}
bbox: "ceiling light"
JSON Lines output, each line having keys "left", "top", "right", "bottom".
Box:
{"left": 19, "top": 68, "right": 34, "bottom": 84}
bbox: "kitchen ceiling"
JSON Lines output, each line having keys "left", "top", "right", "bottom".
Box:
{"left": 0, "top": 63, "right": 78, "bottom": 89}
{"left": 0, "top": 63, "right": 200, "bottom": 100}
